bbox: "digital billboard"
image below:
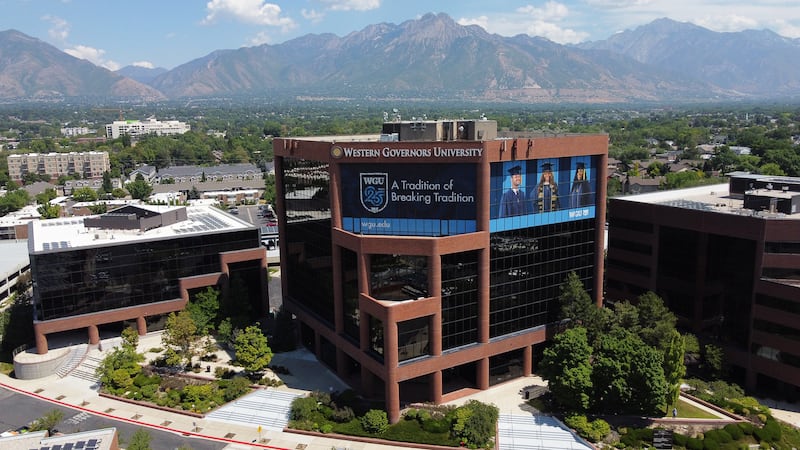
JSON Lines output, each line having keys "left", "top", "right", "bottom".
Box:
{"left": 489, "top": 156, "right": 597, "bottom": 232}
{"left": 341, "top": 163, "right": 477, "bottom": 236}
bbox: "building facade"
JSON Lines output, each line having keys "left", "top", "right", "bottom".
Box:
{"left": 274, "top": 119, "right": 608, "bottom": 422}
{"left": 26, "top": 204, "right": 267, "bottom": 358}
{"left": 7, "top": 151, "right": 110, "bottom": 182}
{"left": 105, "top": 117, "right": 190, "bottom": 139}
{"left": 606, "top": 174, "right": 800, "bottom": 400}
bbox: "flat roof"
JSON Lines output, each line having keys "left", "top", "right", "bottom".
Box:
{"left": 613, "top": 183, "right": 800, "bottom": 220}
{"left": 29, "top": 204, "right": 256, "bottom": 253}
{"left": 0, "top": 240, "right": 29, "bottom": 276}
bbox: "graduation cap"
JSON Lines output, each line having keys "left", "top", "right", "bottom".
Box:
{"left": 541, "top": 162, "right": 554, "bottom": 171}
{"left": 508, "top": 165, "right": 522, "bottom": 175}
{"left": 576, "top": 161, "right": 585, "bottom": 170}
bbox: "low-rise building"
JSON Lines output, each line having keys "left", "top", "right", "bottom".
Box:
{"left": 7, "top": 152, "right": 110, "bottom": 182}
{"left": 104, "top": 117, "right": 190, "bottom": 139}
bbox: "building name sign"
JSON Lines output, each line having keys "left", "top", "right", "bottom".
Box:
{"left": 333, "top": 145, "right": 483, "bottom": 159}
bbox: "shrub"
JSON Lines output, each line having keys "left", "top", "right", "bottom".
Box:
{"left": 565, "top": 414, "right": 611, "bottom": 443}
{"left": 140, "top": 384, "right": 159, "bottom": 399}
{"left": 724, "top": 423, "right": 743, "bottom": 440}
{"left": 738, "top": 422, "right": 755, "bottom": 435}
{"left": 361, "top": 409, "right": 389, "bottom": 434}
{"left": 674, "top": 433, "right": 688, "bottom": 447}
{"left": 331, "top": 406, "right": 355, "bottom": 423}
{"left": 221, "top": 376, "right": 251, "bottom": 402}
{"left": 703, "top": 437, "right": 720, "bottom": 450}
{"left": 291, "top": 396, "right": 320, "bottom": 421}
{"left": 320, "top": 423, "right": 333, "bottom": 434}
{"left": 686, "top": 437, "right": 704, "bottom": 450}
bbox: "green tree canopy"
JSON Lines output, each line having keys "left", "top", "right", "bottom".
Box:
{"left": 161, "top": 310, "right": 200, "bottom": 368}
{"left": 186, "top": 287, "right": 220, "bottom": 334}
{"left": 71, "top": 186, "right": 98, "bottom": 202}
{"left": 234, "top": 324, "right": 273, "bottom": 374}
{"left": 540, "top": 327, "right": 593, "bottom": 412}
{"left": 126, "top": 179, "right": 153, "bottom": 200}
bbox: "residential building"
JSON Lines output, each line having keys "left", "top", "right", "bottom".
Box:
{"left": 155, "top": 163, "right": 261, "bottom": 184}
{"left": 22, "top": 204, "right": 267, "bottom": 369}
{"left": 60, "top": 126, "right": 92, "bottom": 137}
{"left": 606, "top": 173, "right": 800, "bottom": 400}
{"left": 104, "top": 117, "right": 190, "bottom": 139}
{"left": 274, "top": 119, "right": 608, "bottom": 422}
{"left": 7, "top": 152, "right": 110, "bottom": 182}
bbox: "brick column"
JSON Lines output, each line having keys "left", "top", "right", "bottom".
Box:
{"left": 136, "top": 316, "right": 147, "bottom": 336}
{"left": 35, "top": 330, "right": 48, "bottom": 355}
{"left": 88, "top": 324, "right": 100, "bottom": 345}
{"left": 523, "top": 345, "right": 533, "bottom": 376}
{"left": 430, "top": 370, "right": 442, "bottom": 404}
{"left": 477, "top": 357, "right": 489, "bottom": 390}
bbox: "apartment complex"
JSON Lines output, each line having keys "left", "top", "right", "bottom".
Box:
{"left": 606, "top": 173, "right": 800, "bottom": 400}
{"left": 7, "top": 151, "right": 110, "bottom": 181}
{"left": 104, "top": 117, "right": 190, "bottom": 139}
{"left": 274, "top": 119, "right": 608, "bottom": 422}
{"left": 24, "top": 204, "right": 267, "bottom": 365}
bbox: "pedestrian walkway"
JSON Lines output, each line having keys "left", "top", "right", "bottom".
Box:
{"left": 498, "top": 414, "right": 593, "bottom": 450}
{"left": 206, "top": 388, "right": 301, "bottom": 432}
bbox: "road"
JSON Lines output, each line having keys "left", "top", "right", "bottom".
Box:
{"left": 0, "top": 386, "right": 225, "bottom": 450}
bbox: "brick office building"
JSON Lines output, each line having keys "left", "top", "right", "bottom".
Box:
{"left": 606, "top": 173, "right": 800, "bottom": 400}
{"left": 274, "top": 119, "right": 608, "bottom": 422}
{"left": 25, "top": 204, "right": 267, "bottom": 359}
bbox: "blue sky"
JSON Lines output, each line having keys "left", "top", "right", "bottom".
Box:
{"left": 1, "top": 0, "right": 798, "bottom": 70}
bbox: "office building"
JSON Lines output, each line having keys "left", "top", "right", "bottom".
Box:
{"left": 24, "top": 204, "right": 267, "bottom": 360}
{"left": 274, "top": 119, "right": 608, "bottom": 422}
{"left": 7, "top": 151, "right": 110, "bottom": 182}
{"left": 104, "top": 117, "right": 190, "bottom": 139}
{"left": 606, "top": 173, "right": 800, "bottom": 399}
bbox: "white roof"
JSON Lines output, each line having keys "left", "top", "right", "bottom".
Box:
{"left": 29, "top": 204, "right": 255, "bottom": 253}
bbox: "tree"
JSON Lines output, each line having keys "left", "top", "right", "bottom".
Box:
{"left": 35, "top": 188, "right": 57, "bottom": 205}
{"left": 29, "top": 409, "right": 64, "bottom": 434}
{"left": 703, "top": 343, "right": 726, "bottom": 379}
{"left": 558, "top": 272, "right": 608, "bottom": 344}
{"left": 126, "top": 178, "right": 153, "bottom": 200}
{"left": 111, "top": 187, "right": 128, "bottom": 199}
{"left": 161, "top": 310, "right": 200, "bottom": 369}
{"left": 101, "top": 171, "right": 113, "bottom": 193}
{"left": 96, "top": 332, "right": 144, "bottom": 393}
{"left": 0, "top": 188, "right": 30, "bottom": 214}
{"left": 186, "top": 287, "right": 220, "bottom": 334}
{"left": 636, "top": 291, "right": 677, "bottom": 351}
{"left": 591, "top": 328, "right": 637, "bottom": 412}
{"left": 71, "top": 187, "right": 98, "bottom": 202}
{"left": 127, "top": 428, "right": 152, "bottom": 450}
{"left": 234, "top": 324, "right": 273, "bottom": 374}
{"left": 37, "top": 202, "right": 61, "bottom": 219}
{"left": 540, "top": 327, "right": 593, "bottom": 412}
{"left": 629, "top": 344, "right": 669, "bottom": 415}
{"left": 663, "top": 329, "right": 686, "bottom": 408}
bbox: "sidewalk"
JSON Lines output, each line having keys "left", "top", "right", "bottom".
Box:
{"left": 2, "top": 332, "right": 418, "bottom": 450}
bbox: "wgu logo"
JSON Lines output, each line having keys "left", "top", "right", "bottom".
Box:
{"left": 360, "top": 172, "right": 388, "bottom": 213}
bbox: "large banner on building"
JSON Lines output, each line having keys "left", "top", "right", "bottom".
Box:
{"left": 489, "top": 156, "right": 597, "bottom": 232}
{"left": 341, "top": 164, "right": 477, "bottom": 236}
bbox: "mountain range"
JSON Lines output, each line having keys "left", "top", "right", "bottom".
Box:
{"left": 1, "top": 14, "right": 799, "bottom": 104}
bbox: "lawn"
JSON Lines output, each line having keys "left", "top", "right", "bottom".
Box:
{"left": 667, "top": 400, "right": 719, "bottom": 419}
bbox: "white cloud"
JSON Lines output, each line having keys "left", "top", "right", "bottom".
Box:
{"left": 249, "top": 31, "right": 273, "bottom": 46}
{"left": 132, "top": 61, "right": 155, "bottom": 69}
{"left": 517, "top": 2, "right": 570, "bottom": 21}
{"left": 301, "top": 8, "right": 325, "bottom": 23}
{"left": 203, "top": 0, "right": 296, "bottom": 30}
{"left": 64, "top": 45, "right": 120, "bottom": 71}
{"left": 695, "top": 14, "right": 759, "bottom": 33}
{"left": 584, "top": 0, "right": 654, "bottom": 8}
{"left": 41, "top": 15, "right": 70, "bottom": 41}
{"left": 319, "top": 0, "right": 380, "bottom": 11}
{"left": 459, "top": 2, "right": 588, "bottom": 44}
{"left": 457, "top": 15, "right": 489, "bottom": 30}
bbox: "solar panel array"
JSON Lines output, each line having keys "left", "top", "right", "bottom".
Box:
{"left": 42, "top": 241, "right": 70, "bottom": 250}
{"left": 27, "top": 437, "right": 100, "bottom": 450}
{"left": 657, "top": 199, "right": 716, "bottom": 211}
{"left": 174, "top": 213, "right": 228, "bottom": 234}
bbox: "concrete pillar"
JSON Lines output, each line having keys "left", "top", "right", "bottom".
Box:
{"left": 136, "top": 316, "right": 147, "bottom": 336}
{"left": 88, "top": 324, "right": 100, "bottom": 345}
